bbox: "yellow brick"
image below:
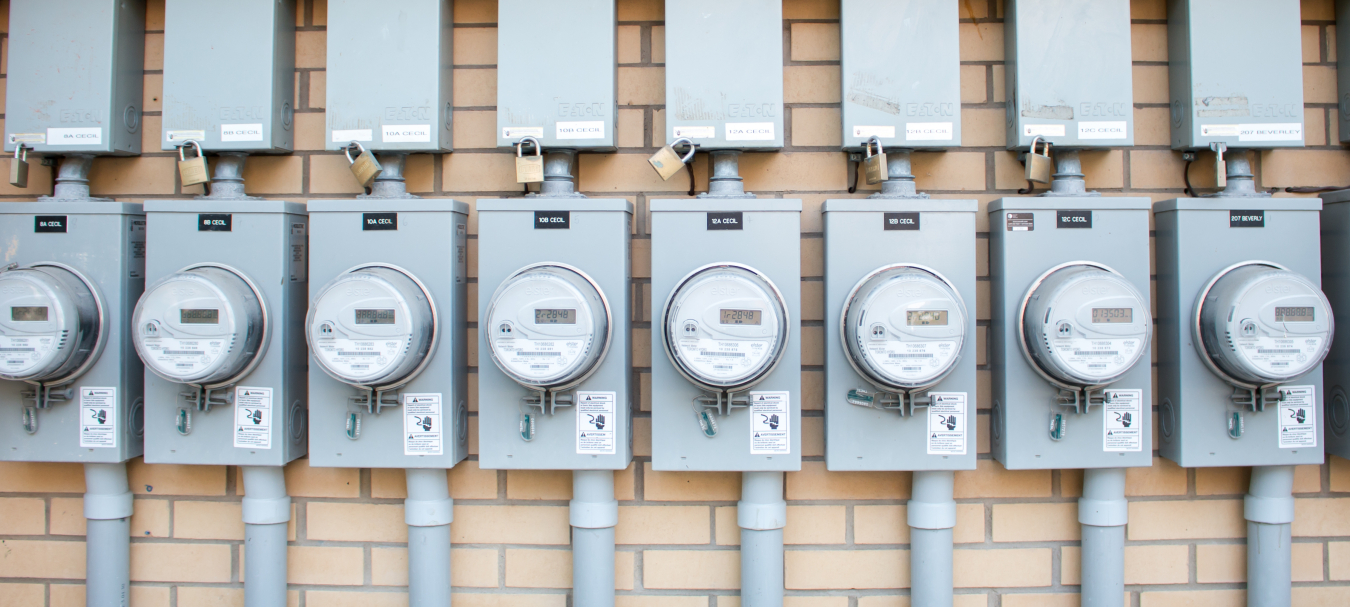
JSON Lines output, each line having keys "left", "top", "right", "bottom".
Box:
{"left": 802, "top": 416, "right": 824, "bottom": 458}
{"left": 792, "top": 107, "right": 842, "bottom": 147}
{"left": 277, "top": 458, "right": 358, "bottom": 498}
{"left": 507, "top": 469, "right": 572, "bottom": 500}
{"left": 1305, "top": 108, "right": 1328, "bottom": 147}
{"left": 617, "top": 599, "right": 713, "bottom": 607}
{"left": 912, "top": 151, "right": 986, "bottom": 191}
{"left": 0, "top": 498, "right": 44, "bottom": 535}
{"left": 242, "top": 154, "right": 303, "bottom": 194}
{"left": 1135, "top": 107, "right": 1171, "bottom": 147}
{"left": 953, "top": 548, "right": 1051, "bottom": 588}
{"left": 308, "top": 71, "right": 325, "bottom": 109}
{"left": 1294, "top": 497, "right": 1350, "bottom": 536}
{"left": 89, "top": 157, "right": 176, "bottom": 196}
{"left": 1294, "top": 541, "right": 1326, "bottom": 582}
{"left": 0, "top": 584, "right": 44, "bottom": 607}
{"left": 854, "top": 505, "right": 907, "bottom": 545}
{"left": 505, "top": 549, "right": 571, "bottom": 588}
{"left": 1081, "top": 150, "right": 1124, "bottom": 189}
{"left": 651, "top": 26, "right": 665, "bottom": 63}
{"left": 454, "top": 0, "right": 497, "bottom": 23}
{"left": 1133, "top": 65, "right": 1169, "bottom": 104}
{"left": 959, "top": 24, "right": 1003, "bottom": 61}
{"left": 961, "top": 65, "right": 987, "bottom": 104}
{"left": 580, "top": 153, "right": 702, "bottom": 193}
{"left": 802, "top": 369, "right": 824, "bottom": 411}
{"left": 1331, "top": 541, "right": 1350, "bottom": 580}
{"left": 634, "top": 416, "right": 652, "bottom": 457}
{"left": 285, "top": 545, "right": 363, "bottom": 586}
{"left": 617, "top": 25, "right": 642, "bottom": 64}
{"left": 453, "top": 505, "right": 570, "bottom": 544}
{"left": 1261, "top": 150, "right": 1350, "bottom": 188}
{"left": 786, "top": 549, "right": 906, "bottom": 589}
{"left": 618, "top": 108, "right": 645, "bottom": 147}
{"left": 644, "top": 464, "right": 741, "bottom": 501}
{"left": 129, "top": 461, "right": 226, "bottom": 496}
{"left": 801, "top": 237, "right": 822, "bottom": 277}
{"left": 715, "top": 506, "right": 739, "bottom": 545}
{"left": 791, "top": 23, "right": 840, "bottom": 62}
{"left": 455, "top": 27, "right": 497, "bottom": 65}
{"left": 1294, "top": 463, "right": 1322, "bottom": 493}
{"left": 173, "top": 500, "right": 244, "bottom": 540}
{"left": 454, "top": 68, "right": 497, "bottom": 107}
{"left": 295, "top": 30, "right": 325, "bottom": 68}
{"left": 1303, "top": 25, "right": 1322, "bottom": 63}
{"left": 1127, "top": 500, "right": 1245, "bottom": 540}
{"left": 144, "top": 32, "right": 163, "bottom": 70}
{"left": 307, "top": 502, "right": 407, "bottom": 543}
{"left": 1293, "top": 587, "right": 1350, "bottom": 607}
{"left": 1131, "top": 0, "right": 1167, "bottom": 19}
{"left": 955, "top": 504, "right": 985, "bottom": 544}
{"left": 1001, "top": 594, "right": 1083, "bottom": 607}
{"left": 0, "top": 540, "right": 84, "bottom": 579}
{"left": 785, "top": 505, "right": 845, "bottom": 544}
{"left": 616, "top": 505, "right": 711, "bottom": 545}
{"left": 992, "top": 503, "right": 1079, "bottom": 542}
{"left": 1305, "top": 65, "right": 1337, "bottom": 104}
{"left": 371, "top": 546, "right": 498, "bottom": 588}
{"left": 619, "top": 67, "right": 664, "bottom": 106}
{"left": 1129, "top": 150, "right": 1186, "bottom": 190}
{"left": 954, "top": 459, "right": 1051, "bottom": 498}
{"left": 802, "top": 325, "right": 824, "bottom": 366}
{"left": 787, "top": 461, "right": 909, "bottom": 500}
{"left": 143, "top": 73, "right": 162, "bottom": 112}
{"left": 49, "top": 497, "right": 84, "bottom": 536}
{"left": 301, "top": 591, "right": 405, "bottom": 607}
{"left": 617, "top": 550, "right": 635, "bottom": 590}
{"left": 445, "top": 153, "right": 526, "bottom": 192}
{"left": 453, "top": 110, "right": 497, "bottom": 149}
{"left": 131, "top": 543, "right": 230, "bottom": 583}
{"left": 131, "top": 498, "right": 170, "bottom": 538}
{"left": 632, "top": 327, "right": 652, "bottom": 367}
{"left": 1124, "top": 544, "right": 1189, "bottom": 585}
{"left": 1132, "top": 23, "right": 1167, "bottom": 62}
{"left": 1126, "top": 456, "right": 1187, "bottom": 496}
{"left": 742, "top": 152, "right": 849, "bottom": 192}
{"left": 293, "top": 112, "right": 325, "bottom": 151}
{"left": 962, "top": 108, "right": 1005, "bottom": 148}
{"left": 643, "top": 550, "right": 740, "bottom": 589}
{"left": 1139, "top": 589, "right": 1245, "bottom": 607}
{"left": 993, "top": 150, "right": 1027, "bottom": 191}
{"left": 171, "top": 587, "right": 242, "bottom": 607}
{"left": 785, "top": 66, "right": 841, "bottom": 104}
{"left": 618, "top": 0, "right": 663, "bottom": 21}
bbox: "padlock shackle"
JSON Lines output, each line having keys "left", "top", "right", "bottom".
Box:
{"left": 670, "top": 137, "right": 697, "bottom": 164}
{"left": 863, "top": 135, "right": 884, "bottom": 158}
{"left": 516, "top": 136, "right": 542, "bottom": 157}
{"left": 13, "top": 144, "right": 26, "bottom": 162}
{"left": 177, "top": 139, "right": 203, "bottom": 162}
{"left": 343, "top": 141, "right": 367, "bottom": 165}
{"left": 1029, "top": 135, "right": 1049, "bottom": 156}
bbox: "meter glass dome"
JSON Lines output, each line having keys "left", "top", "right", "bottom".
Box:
{"left": 1197, "top": 263, "right": 1333, "bottom": 385}
{"left": 486, "top": 263, "right": 611, "bottom": 391}
{"left": 1021, "top": 264, "right": 1151, "bottom": 387}
{"left": 133, "top": 265, "right": 266, "bottom": 385}
{"left": 0, "top": 266, "right": 102, "bottom": 382}
{"left": 307, "top": 266, "right": 436, "bottom": 388}
{"left": 663, "top": 263, "right": 789, "bottom": 391}
{"left": 842, "top": 265, "right": 967, "bottom": 391}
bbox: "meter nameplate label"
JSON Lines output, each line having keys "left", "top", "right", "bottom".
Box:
{"left": 576, "top": 391, "right": 617, "bottom": 455}
{"left": 313, "top": 335, "right": 405, "bottom": 380}
{"left": 1006, "top": 213, "right": 1034, "bottom": 231}
{"left": 868, "top": 339, "right": 959, "bottom": 382}
{"left": 673, "top": 126, "right": 716, "bottom": 139}
{"left": 233, "top": 387, "right": 272, "bottom": 449}
{"left": 363, "top": 212, "right": 398, "bottom": 231}
{"left": 927, "top": 392, "right": 967, "bottom": 455}
{"left": 1056, "top": 211, "right": 1092, "bottom": 229}
{"left": 79, "top": 387, "right": 117, "bottom": 449}
{"left": 906, "top": 122, "right": 953, "bottom": 141}
{"left": 289, "top": 222, "right": 307, "bottom": 283}
{"left": 726, "top": 122, "right": 775, "bottom": 141}
{"left": 139, "top": 333, "right": 227, "bottom": 376}
{"left": 332, "top": 129, "right": 373, "bottom": 143}
{"left": 1052, "top": 335, "right": 1143, "bottom": 380}
{"left": 0, "top": 332, "right": 54, "bottom": 375}
{"left": 130, "top": 219, "right": 147, "bottom": 279}
{"left": 534, "top": 211, "right": 570, "bottom": 229}
{"left": 383, "top": 124, "right": 432, "bottom": 143}
{"left": 1230, "top": 211, "right": 1265, "bottom": 228}
{"left": 1103, "top": 389, "right": 1143, "bottom": 452}
{"left": 707, "top": 212, "right": 743, "bottom": 230}
{"left": 35, "top": 215, "right": 67, "bottom": 233}
{"left": 679, "top": 337, "right": 774, "bottom": 380}
{"left": 404, "top": 393, "right": 443, "bottom": 456}
{"left": 749, "top": 391, "right": 790, "bottom": 454}
{"left": 1278, "top": 385, "right": 1317, "bottom": 448}
{"left": 199, "top": 214, "right": 232, "bottom": 232}
{"left": 1235, "top": 335, "right": 1324, "bottom": 377}
{"left": 1078, "top": 121, "right": 1128, "bottom": 139}
{"left": 557, "top": 121, "right": 605, "bottom": 140}
{"left": 883, "top": 212, "right": 919, "bottom": 231}
{"left": 853, "top": 126, "right": 895, "bottom": 139}
{"left": 48, "top": 127, "right": 102, "bottom": 145}
{"left": 221, "top": 123, "right": 263, "bottom": 142}
{"left": 493, "top": 334, "right": 588, "bottom": 379}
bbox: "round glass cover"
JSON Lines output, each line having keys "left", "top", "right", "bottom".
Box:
{"left": 663, "top": 263, "right": 789, "bottom": 391}
{"left": 307, "top": 266, "right": 436, "bottom": 388}
{"left": 1022, "top": 264, "right": 1151, "bottom": 387}
{"left": 133, "top": 266, "right": 265, "bottom": 385}
{"left": 485, "top": 263, "right": 610, "bottom": 391}
{"left": 0, "top": 266, "right": 101, "bottom": 382}
{"left": 842, "top": 265, "right": 967, "bottom": 391}
{"left": 1197, "top": 263, "right": 1333, "bottom": 385}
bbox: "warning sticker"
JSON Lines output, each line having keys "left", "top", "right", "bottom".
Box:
{"left": 129, "top": 219, "right": 146, "bottom": 279}
{"left": 749, "top": 391, "right": 791, "bottom": 455}
{"left": 233, "top": 387, "right": 272, "bottom": 449}
{"left": 926, "top": 392, "right": 967, "bottom": 455}
{"left": 404, "top": 393, "right": 443, "bottom": 456}
{"left": 576, "top": 391, "right": 617, "bottom": 455}
{"left": 1103, "top": 389, "right": 1143, "bottom": 452}
{"left": 79, "top": 387, "right": 117, "bottom": 449}
{"left": 1278, "top": 385, "right": 1317, "bottom": 449}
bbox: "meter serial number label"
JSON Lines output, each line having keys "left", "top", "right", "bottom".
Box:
{"left": 198, "top": 214, "right": 232, "bottom": 232}
{"left": 1006, "top": 212, "right": 1034, "bottom": 231}
{"left": 35, "top": 215, "right": 68, "bottom": 233}
{"left": 1235, "top": 335, "right": 1323, "bottom": 377}
{"left": 0, "top": 334, "right": 55, "bottom": 374}
{"left": 707, "top": 212, "right": 744, "bottom": 230}
{"left": 1056, "top": 210, "right": 1092, "bottom": 228}
{"left": 1230, "top": 211, "right": 1265, "bottom": 228}
{"left": 363, "top": 212, "right": 398, "bottom": 231}
{"left": 883, "top": 212, "right": 920, "bottom": 231}
{"left": 140, "top": 336, "right": 226, "bottom": 376}
{"left": 534, "top": 211, "right": 570, "bottom": 229}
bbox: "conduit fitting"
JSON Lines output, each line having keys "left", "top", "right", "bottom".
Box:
{"left": 738, "top": 471, "right": 788, "bottom": 530}
{"left": 405, "top": 469, "right": 453, "bottom": 527}
{"left": 202, "top": 152, "right": 261, "bottom": 200}
{"left": 1078, "top": 467, "right": 1129, "bottom": 527}
{"left": 84, "top": 462, "right": 133, "bottom": 607}
{"left": 1208, "top": 148, "right": 1268, "bottom": 199}
{"left": 908, "top": 470, "right": 957, "bottom": 530}
{"left": 44, "top": 155, "right": 110, "bottom": 202}
{"left": 364, "top": 153, "right": 418, "bottom": 200}
{"left": 1245, "top": 465, "right": 1296, "bottom": 525}
{"left": 700, "top": 150, "right": 756, "bottom": 199}
{"left": 241, "top": 466, "right": 290, "bottom": 607}
{"left": 1043, "top": 148, "right": 1096, "bottom": 197}
{"left": 530, "top": 148, "right": 587, "bottom": 198}
{"left": 84, "top": 462, "right": 134, "bottom": 521}
{"left": 869, "top": 150, "right": 929, "bottom": 200}
{"left": 570, "top": 470, "right": 619, "bottom": 529}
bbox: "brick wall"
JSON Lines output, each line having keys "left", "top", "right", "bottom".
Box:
{"left": 2, "top": 0, "right": 1350, "bottom": 605}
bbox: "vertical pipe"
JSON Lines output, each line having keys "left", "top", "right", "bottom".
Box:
{"left": 206, "top": 152, "right": 250, "bottom": 199}
{"left": 405, "top": 468, "right": 454, "bottom": 607}
{"left": 1047, "top": 148, "right": 1088, "bottom": 196}
{"left": 52, "top": 155, "right": 96, "bottom": 200}
{"left": 84, "top": 462, "right": 133, "bottom": 607}
{"left": 1078, "top": 468, "right": 1128, "bottom": 607}
{"left": 537, "top": 149, "right": 581, "bottom": 197}
{"left": 872, "top": 150, "right": 922, "bottom": 199}
{"left": 1219, "top": 149, "right": 1259, "bottom": 197}
{"left": 571, "top": 469, "right": 618, "bottom": 607}
{"left": 701, "top": 150, "right": 755, "bottom": 198}
{"left": 241, "top": 466, "right": 291, "bottom": 607}
{"left": 908, "top": 470, "right": 955, "bottom": 607}
{"left": 370, "top": 153, "right": 413, "bottom": 199}
{"left": 1246, "top": 465, "right": 1295, "bottom": 607}
{"left": 739, "top": 471, "right": 786, "bottom": 607}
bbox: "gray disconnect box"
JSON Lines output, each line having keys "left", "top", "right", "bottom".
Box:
{"left": 1322, "top": 191, "right": 1350, "bottom": 459}
{"left": 161, "top": 0, "right": 296, "bottom": 152}
{"left": 496, "top": 0, "right": 616, "bottom": 150}
{"left": 663, "top": 0, "right": 784, "bottom": 150}
{"left": 325, "top": 0, "right": 453, "bottom": 152}
{"left": 1169, "top": 0, "right": 1304, "bottom": 150}
{"left": 840, "top": 0, "right": 961, "bottom": 150}
{"left": 1337, "top": 0, "right": 1350, "bottom": 143}
{"left": 4, "top": 0, "right": 145, "bottom": 155}
{"left": 1004, "top": 0, "right": 1135, "bottom": 149}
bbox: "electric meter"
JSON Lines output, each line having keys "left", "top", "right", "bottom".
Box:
{"left": 1196, "top": 262, "right": 1333, "bottom": 385}
{"left": 841, "top": 265, "right": 967, "bottom": 392}
{"left": 0, "top": 265, "right": 103, "bottom": 382}
{"left": 1020, "top": 263, "right": 1151, "bottom": 387}
{"left": 485, "top": 263, "right": 611, "bottom": 391}
{"left": 133, "top": 265, "right": 266, "bottom": 386}
{"left": 663, "top": 263, "right": 790, "bottom": 392}
{"left": 307, "top": 266, "right": 436, "bottom": 388}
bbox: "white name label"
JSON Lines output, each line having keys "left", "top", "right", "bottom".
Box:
{"left": 221, "top": 123, "right": 264, "bottom": 142}
{"left": 674, "top": 125, "right": 716, "bottom": 139}
{"left": 852, "top": 125, "right": 896, "bottom": 139}
{"left": 1078, "top": 121, "right": 1128, "bottom": 140}
{"left": 726, "top": 122, "right": 775, "bottom": 141}
{"left": 332, "top": 129, "right": 373, "bottom": 143}
{"left": 556, "top": 121, "right": 605, "bottom": 140}
{"left": 48, "top": 127, "right": 102, "bottom": 146}
{"left": 503, "top": 127, "right": 544, "bottom": 139}
{"left": 906, "top": 122, "right": 954, "bottom": 141}
{"left": 1023, "top": 124, "right": 1065, "bottom": 137}
{"left": 383, "top": 124, "right": 432, "bottom": 143}
{"left": 165, "top": 130, "right": 204, "bottom": 142}
{"left": 1239, "top": 123, "right": 1303, "bottom": 142}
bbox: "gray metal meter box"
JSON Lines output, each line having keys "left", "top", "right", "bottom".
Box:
{"left": 0, "top": 202, "right": 146, "bottom": 463}
{"left": 839, "top": 0, "right": 961, "bottom": 150}
{"left": 477, "top": 199, "right": 632, "bottom": 470}
{"left": 160, "top": 0, "right": 296, "bottom": 153}
{"left": 1155, "top": 199, "right": 1326, "bottom": 467}
{"left": 5, "top": 0, "right": 145, "bottom": 155}
{"left": 663, "top": 0, "right": 784, "bottom": 150}
{"left": 495, "top": 0, "right": 616, "bottom": 150}
{"left": 1320, "top": 192, "right": 1350, "bottom": 458}
{"left": 306, "top": 200, "right": 469, "bottom": 469}
{"left": 989, "top": 197, "right": 1153, "bottom": 470}
{"left": 1169, "top": 0, "right": 1304, "bottom": 150}
{"left": 1004, "top": 0, "right": 1134, "bottom": 149}
{"left": 823, "top": 200, "right": 977, "bottom": 471}
{"left": 650, "top": 200, "right": 801, "bottom": 471}
{"left": 325, "top": 0, "right": 453, "bottom": 153}
{"left": 137, "top": 201, "right": 308, "bottom": 467}
{"left": 1338, "top": 0, "right": 1350, "bottom": 143}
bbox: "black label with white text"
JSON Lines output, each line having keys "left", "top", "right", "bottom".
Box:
{"left": 198, "top": 214, "right": 232, "bottom": 232}
{"left": 534, "top": 211, "right": 570, "bottom": 229}
{"left": 1056, "top": 210, "right": 1092, "bottom": 229}
{"left": 883, "top": 212, "right": 920, "bottom": 231}
{"left": 363, "top": 212, "right": 398, "bottom": 230}
{"left": 1230, "top": 210, "right": 1265, "bottom": 228}
{"left": 35, "top": 215, "right": 67, "bottom": 233}
{"left": 707, "top": 212, "right": 744, "bottom": 230}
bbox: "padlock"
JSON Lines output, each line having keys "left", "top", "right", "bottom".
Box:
{"left": 1211, "top": 142, "right": 1227, "bottom": 189}
{"left": 648, "top": 137, "right": 696, "bottom": 181}
{"left": 515, "top": 136, "right": 544, "bottom": 184}
{"left": 344, "top": 141, "right": 382, "bottom": 187}
{"left": 9, "top": 145, "right": 29, "bottom": 188}
{"left": 1025, "top": 136, "right": 1052, "bottom": 184}
{"left": 863, "top": 136, "right": 887, "bottom": 185}
{"left": 176, "top": 140, "right": 209, "bottom": 187}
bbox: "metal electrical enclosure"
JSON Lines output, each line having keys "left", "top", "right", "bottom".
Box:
{"left": 650, "top": 200, "right": 801, "bottom": 471}
{"left": 496, "top": 0, "right": 616, "bottom": 150}
{"left": 823, "top": 200, "right": 977, "bottom": 471}
{"left": 1156, "top": 199, "right": 1325, "bottom": 467}
{"left": 4, "top": 0, "right": 145, "bottom": 155}
{"left": 1338, "top": 0, "right": 1350, "bottom": 143}
{"left": 161, "top": 0, "right": 296, "bottom": 153}
{"left": 1004, "top": 0, "right": 1134, "bottom": 149}
{"left": 326, "top": 0, "right": 453, "bottom": 152}
{"left": 1322, "top": 191, "right": 1350, "bottom": 458}
{"left": 1169, "top": 0, "right": 1304, "bottom": 150}
{"left": 989, "top": 197, "right": 1153, "bottom": 470}
{"left": 0, "top": 202, "right": 146, "bottom": 463}
{"left": 139, "top": 201, "right": 308, "bottom": 467}
{"left": 840, "top": 0, "right": 961, "bottom": 150}
{"left": 663, "top": 0, "right": 784, "bottom": 150}
{"left": 477, "top": 200, "right": 632, "bottom": 470}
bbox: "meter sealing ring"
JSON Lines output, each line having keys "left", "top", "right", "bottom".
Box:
{"left": 0, "top": 262, "right": 108, "bottom": 387}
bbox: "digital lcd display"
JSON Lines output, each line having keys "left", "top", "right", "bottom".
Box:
{"left": 906, "top": 310, "right": 948, "bottom": 326}
{"left": 1091, "top": 308, "right": 1132, "bottom": 323}
{"left": 1275, "top": 306, "right": 1315, "bottom": 322}
{"left": 534, "top": 309, "right": 576, "bottom": 324}
{"left": 10, "top": 306, "right": 47, "bottom": 322}
{"left": 179, "top": 309, "right": 219, "bottom": 324}
{"left": 720, "top": 309, "right": 761, "bottom": 325}
{"left": 355, "top": 309, "right": 396, "bottom": 325}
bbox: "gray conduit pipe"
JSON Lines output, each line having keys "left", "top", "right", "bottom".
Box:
{"left": 84, "top": 462, "right": 133, "bottom": 607}
{"left": 571, "top": 469, "right": 618, "bottom": 607}
{"left": 241, "top": 466, "right": 291, "bottom": 607}
{"left": 406, "top": 468, "right": 454, "bottom": 606}
{"left": 1079, "top": 467, "right": 1128, "bottom": 607}
{"left": 908, "top": 470, "right": 956, "bottom": 607}
{"left": 739, "top": 471, "right": 787, "bottom": 607}
{"left": 1246, "top": 465, "right": 1295, "bottom": 607}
